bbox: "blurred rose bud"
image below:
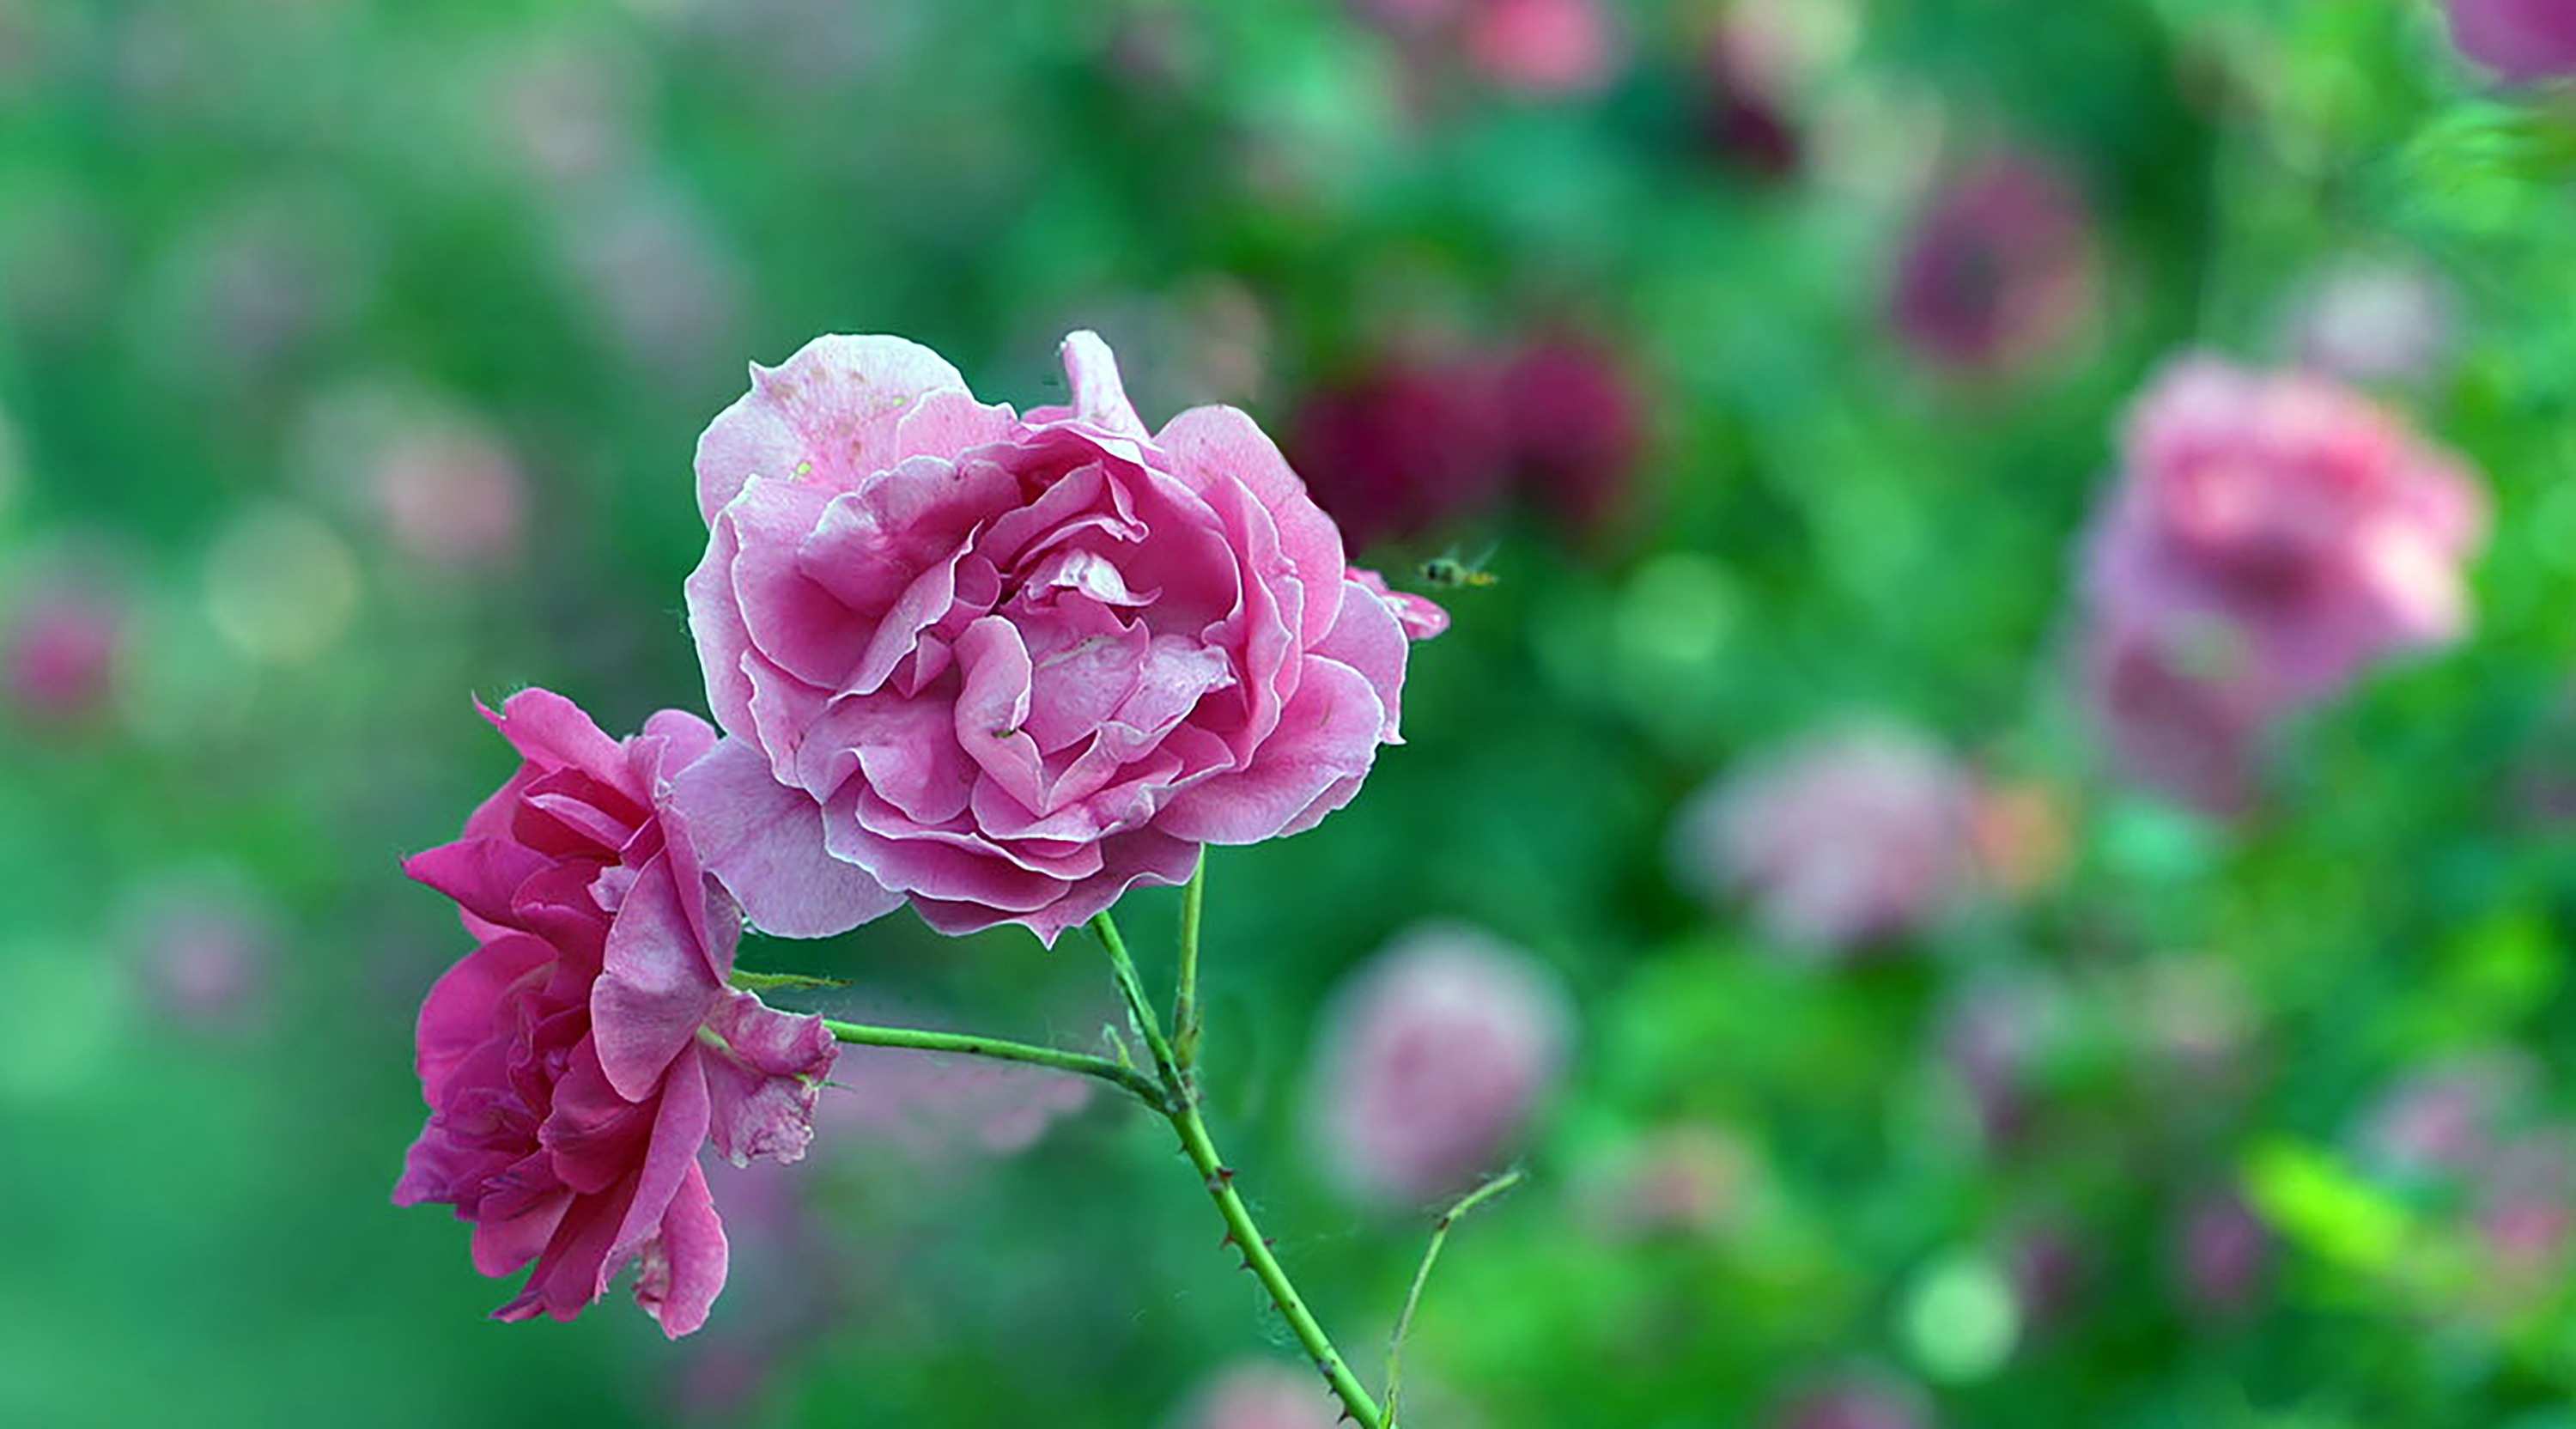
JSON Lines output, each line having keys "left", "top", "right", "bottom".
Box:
{"left": 1287, "top": 352, "right": 1512, "bottom": 550}
{"left": 2442, "top": 0, "right": 2576, "bottom": 83}
{"left": 3, "top": 559, "right": 130, "bottom": 727}
{"left": 1498, "top": 332, "right": 1645, "bottom": 537}
{"left": 2281, "top": 254, "right": 2457, "bottom": 388}
{"left": 1888, "top": 154, "right": 2099, "bottom": 377}
{"left": 1770, "top": 1370, "right": 1933, "bottom": 1429}
{"left": 2475, "top": 1127, "right": 2576, "bottom": 1277}
{"left": 2008, "top": 1221, "right": 2086, "bottom": 1334}
{"left": 368, "top": 417, "right": 530, "bottom": 573}
{"left": 1936, "top": 979, "right": 2063, "bottom": 1150}
{"left": 2355, "top": 1051, "right": 2534, "bottom": 1180}
{"left": 1588, "top": 1121, "right": 1755, "bottom": 1241}
{"left": 819, "top": 1034, "right": 1097, "bottom": 1163}
{"left": 2176, "top": 1189, "right": 2270, "bottom": 1315}
{"left": 1172, "top": 1359, "right": 1342, "bottom": 1429}
{"left": 118, "top": 870, "right": 276, "bottom": 1031}
{"left": 1672, "top": 722, "right": 1977, "bottom": 958}
{"left": 1310, "top": 922, "right": 1571, "bottom": 1207}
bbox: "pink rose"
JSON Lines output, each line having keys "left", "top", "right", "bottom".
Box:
{"left": 2444, "top": 0, "right": 2576, "bottom": 83}
{"left": 1672, "top": 722, "right": 1978, "bottom": 957}
{"left": 395, "top": 689, "right": 837, "bottom": 1337}
{"left": 675, "top": 331, "right": 1430, "bottom": 944}
{"left": 1309, "top": 921, "right": 1571, "bottom": 1207}
{"left": 2088, "top": 358, "right": 2486, "bottom": 707}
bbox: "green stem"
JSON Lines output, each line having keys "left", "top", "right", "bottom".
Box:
{"left": 1089, "top": 912, "right": 1387, "bottom": 1429}
{"left": 1385, "top": 1169, "right": 1524, "bottom": 1428}
{"left": 820, "top": 1019, "right": 1167, "bottom": 1110}
{"left": 1172, "top": 852, "right": 1207, "bottom": 1075}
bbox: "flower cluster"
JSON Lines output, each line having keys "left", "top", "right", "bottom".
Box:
{"left": 397, "top": 333, "right": 1438, "bottom": 1332}
{"left": 2076, "top": 357, "right": 2487, "bottom": 811}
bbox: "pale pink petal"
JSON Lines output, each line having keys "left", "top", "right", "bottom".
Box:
{"left": 695, "top": 334, "right": 972, "bottom": 521}
{"left": 701, "top": 989, "right": 836, "bottom": 1167}
{"left": 667, "top": 738, "right": 902, "bottom": 937}
{"left": 1055, "top": 330, "right": 1151, "bottom": 438}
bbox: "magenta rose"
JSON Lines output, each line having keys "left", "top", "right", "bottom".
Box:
{"left": 396, "top": 689, "right": 837, "bottom": 1336}
{"left": 674, "top": 331, "right": 1430, "bottom": 944}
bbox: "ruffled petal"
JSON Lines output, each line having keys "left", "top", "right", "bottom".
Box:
{"left": 667, "top": 738, "right": 904, "bottom": 938}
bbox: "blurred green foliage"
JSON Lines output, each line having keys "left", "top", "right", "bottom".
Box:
{"left": 3, "top": 1, "right": 2575, "bottom": 1426}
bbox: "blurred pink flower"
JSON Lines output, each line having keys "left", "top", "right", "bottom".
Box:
{"left": 1287, "top": 351, "right": 1514, "bottom": 550}
{"left": 2176, "top": 1189, "right": 2269, "bottom": 1314}
{"left": 3, "top": 570, "right": 127, "bottom": 726}
{"left": 2357, "top": 1051, "right": 2536, "bottom": 1179}
{"left": 2476, "top": 1127, "right": 2576, "bottom": 1272}
{"left": 677, "top": 331, "right": 1432, "bottom": 944}
{"left": 1463, "top": 0, "right": 1619, "bottom": 94}
{"left": 2080, "top": 358, "right": 2486, "bottom": 809}
{"left": 1354, "top": 0, "right": 1621, "bottom": 95}
{"left": 2008, "top": 1221, "right": 2086, "bottom": 1333}
{"left": 118, "top": 872, "right": 277, "bottom": 1031}
{"left": 2092, "top": 358, "right": 2486, "bottom": 701}
{"left": 1889, "top": 155, "right": 2099, "bottom": 377}
{"left": 1589, "top": 1122, "right": 1755, "bottom": 1241}
{"left": 1173, "top": 1358, "right": 1343, "bottom": 1429}
{"left": 1936, "top": 978, "right": 2063, "bottom": 1150}
{"left": 2444, "top": 0, "right": 2576, "bottom": 83}
{"left": 1498, "top": 333, "right": 1645, "bottom": 536}
{"left": 370, "top": 418, "right": 530, "bottom": 572}
{"left": 1771, "top": 1371, "right": 1933, "bottom": 1429}
{"left": 1310, "top": 921, "right": 1571, "bottom": 1207}
{"left": 820, "top": 1037, "right": 1095, "bottom": 1159}
{"left": 1673, "top": 723, "right": 1978, "bottom": 956}
{"left": 396, "top": 690, "right": 837, "bottom": 1336}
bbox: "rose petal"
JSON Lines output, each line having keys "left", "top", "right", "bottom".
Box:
{"left": 696, "top": 334, "right": 973, "bottom": 521}
{"left": 667, "top": 738, "right": 903, "bottom": 938}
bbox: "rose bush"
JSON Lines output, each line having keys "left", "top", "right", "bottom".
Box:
{"left": 395, "top": 689, "right": 836, "bottom": 1336}
{"left": 674, "top": 331, "right": 1431, "bottom": 944}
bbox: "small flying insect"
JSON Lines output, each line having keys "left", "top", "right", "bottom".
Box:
{"left": 1418, "top": 545, "right": 1500, "bottom": 589}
